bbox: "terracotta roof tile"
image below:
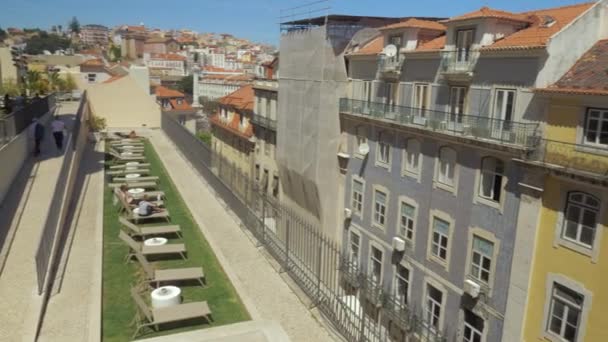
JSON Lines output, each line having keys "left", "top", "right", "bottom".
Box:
{"left": 210, "top": 113, "right": 254, "bottom": 139}
{"left": 537, "top": 39, "right": 608, "bottom": 96}
{"left": 81, "top": 58, "right": 104, "bottom": 66}
{"left": 415, "top": 35, "right": 446, "bottom": 51}
{"left": 486, "top": 2, "right": 594, "bottom": 50}
{"left": 380, "top": 18, "right": 446, "bottom": 32}
{"left": 218, "top": 85, "right": 254, "bottom": 111}
{"left": 350, "top": 36, "right": 384, "bottom": 56}
{"left": 155, "top": 85, "right": 185, "bottom": 98}
{"left": 444, "top": 6, "right": 532, "bottom": 24}
{"left": 149, "top": 53, "right": 187, "bottom": 61}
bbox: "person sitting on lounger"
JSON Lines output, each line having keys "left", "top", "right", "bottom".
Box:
{"left": 138, "top": 195, "right": 164, "bottom": 216}
{"left": 128, "top": 130, "right": 137, "bottom": 139}
{"left": 119, "top": 184, "right": 138, "bottom": 206}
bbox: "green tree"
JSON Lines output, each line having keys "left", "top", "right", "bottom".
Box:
{"left": 109, "top": 45, "right": 121, "bottom": 62}
{"left": 47, "top": 71, "right": 62, "bottom": 91}
{"left": 0, "top": 27, "right": 7, "bottom": 41}
{"left": 0, "top": 78, "right": 21, "bottom": 96}
{"left": 64, "top": 73, "right": 77, "bottom": 92}
{"left": 69, "top": 16, "right": 80, "bottom": 34}
{"left": 197, "top": 132, "right": 212, "bottom": 146}
{"left": 177, "top": 75, "right": 193, "bottom": 95}
{"left": 24, "top": 32, "right": 71, "bottom": 54}
{"left": 200, "top": 96, "right": 220, "bottom": 114}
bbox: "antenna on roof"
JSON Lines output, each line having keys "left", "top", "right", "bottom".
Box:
{"left": 278, "top": 0, "right": 332, "bottom": 29}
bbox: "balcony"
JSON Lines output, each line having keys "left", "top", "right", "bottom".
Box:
{"left": 340, "top": 98, "right": 540, "bottom": 149}
{"left": 360, "top": 274, "right": 384, "bottom": 307}
{"left": 251, "top": 114, "right": 277, "bottom": 131}
{"left": 526, "top": 139, "right": 608, "bottom": 181}
{"left": 383, "top": 293, "right": 410, "bottom": 330}
{"left": 339, "top": 257, "right": 362, "bottom": 288}
{"left": 377, "top": 55, "right": 404, "bottom": 80}
{"left": 439, "top": 49, "right": 479, "bottom": 82}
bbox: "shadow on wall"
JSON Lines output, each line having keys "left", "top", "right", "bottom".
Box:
{"left": 278, "top": 167, "right": 322, "bottom": 221}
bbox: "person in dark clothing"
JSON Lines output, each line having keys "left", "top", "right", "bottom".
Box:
{"left": 3, "top": 94, "right": 11, "bottom": 114}
{"left": 51, "top": 116, "right": 65, "bottom": 150}
{"left": 33, "top": 119, "right": 45, "bottom": 156}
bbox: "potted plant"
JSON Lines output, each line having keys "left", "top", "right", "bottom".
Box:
{"left": 88, "top": 114, "right": 107, "bottom": 141}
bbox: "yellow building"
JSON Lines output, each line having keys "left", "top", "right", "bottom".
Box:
{"left": 523, "top": 40, "right": 608, "bottom": 342}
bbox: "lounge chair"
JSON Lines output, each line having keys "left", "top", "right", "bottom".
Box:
{"left": 109, "top": 163, "right": 151, "bottom": 170}
{"left": 106, "top": 169, "right": 151, "bottom": 176}
{"left": 112, "top": 176, "right": 160, "bottom": 183}
{"left": 108, "top": 181, "right": 158, "bottom": 190}
{"left": 109, "top": 149, "right": 146, "bottom": 162}
{"left": 119, "top": 217, "right": 181, "bottom": 239}
{"left": 119, "top": 231, "right": 186, "bottom": 260}
{"left": 110, "top": 147, "right": 144, "bottom": 157}
{"left": 116, "top": 193, "right": 169, "bottom": 223}
{"left": 134, "top": 252, "right": 205, "bottom": 287}
{"left": 113, "top": 189, "right": 164, "bottom": 214}
{"left": 130, "top": 287, "right": 212, "bottom": 338}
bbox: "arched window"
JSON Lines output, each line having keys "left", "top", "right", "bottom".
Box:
{"left": 479, "top": 157, "right": 505, "bottom": 202}
{"left": 404, "top": 139, "right": 421, "bottom": 174}
{"left": 562, "top": 192, "right": 600, "bottom": 248}
{"left": 437, "top": 147, "right": 456, "bottom": 186}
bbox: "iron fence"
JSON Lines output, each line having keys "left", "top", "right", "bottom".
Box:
{"left": 526, "top": 139, "right": 608, "bottom": 178}
{"left": 340, "top": 98, "right": 540, "bottom": 148}
{"left": 251, "top": 114, "right": 278, "bottom": 131}
{"left": 161, "top": 112, "right": 448, "bottom": 342}
{"left": 0, "top": 94, "right": 56, "bottom": 146}
{"left": 439, "top": 50, "right": 480, "bottom": 75}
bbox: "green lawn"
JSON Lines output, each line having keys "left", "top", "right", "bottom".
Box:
{"left": 102, "top": 141, "right": 250, "bottom": 341}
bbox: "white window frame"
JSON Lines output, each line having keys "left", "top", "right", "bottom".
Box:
{"left": 393, "top": 262, "right": 411, "bottom": 307}
{"left": 354, "top": 125, "right": 368, "bottom": 159}
{"left": 427, "top": 210, "right": 454, "bottom": 269}
{"left": 493, "top": 88, "right": 516, "bottom": 124}
{"left": 561, "top": 192, "right": 599, "bottom": 249}
{"left": 349, "top": 229, "right": 361, "bottom": 266}
{"left": 402, "top": 138, "right": 422, "bottom": 179}
{"left": 87, "top": 73, "right": 96, "bottom": 83}
{"left": 470, "top": 235, "right": 494, "bottom": 286}
{"left": 351, "top": 176, "right": 365, "bottom": 218}
{"left": 397, "top": 198, "right": 416, "bottom": 243}
{"left": 583, "top": 108, "right": 608, "bottom": 147}
{"left": 424, "top": 281, "right": 445, "bottom": 332}
{"left": 463, "top": 309, "right": 485, "bottom": 342}
{"left": 375, "top": 131, "right": 392, "bottom": 168}
{"left": 413, "top": 83, "right": 429, "bottom": 118}
{"left": 435, "top": 146, "right": 458, "bottom": 193}
{"left": 449, "top": 86, "right": 467, "bottom": 123}
{"left": 369, "top": 243, "right": 384, "bottom": 286}
{"left": 372, "top": 186, "right": 389, "bottom": 230}
{"left": 476, "top": 156, "right": 505, "bottom": 209}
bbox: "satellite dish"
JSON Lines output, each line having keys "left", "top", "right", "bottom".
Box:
{"left": 358, "top": 143, "right": 370, "bottom": 156}
{"left": 383, "top": 44, "right": 398, "bottom": 58}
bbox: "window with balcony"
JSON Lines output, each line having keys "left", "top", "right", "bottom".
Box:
{"left": 266, "top": 97, "right": 272, "bottom": 118}
{"left": 349, "top": 230, "right": 360, "bottom": 264}
{"left": 479, "top": 157, "right": 504, "bottom": 203}
{"left": 584, "top": 108, "right": 608, "bottom": 147}
{"left": 393, "top": 264, "right": 410, "bottom": 306}
{"left": 456, "top": 29, "right": 474, "bottom": 63}
{"left": 494, "top": 89, "right": 515, "bottom": 128}
{"left": 376, "top": 131, "right": 391, "bottom": 167}
{"left": 431, "top": 217, "right": 450, "bottom": 264}
{"left": 413, "top": 83, "right": 429, "bottom": 118}
{"left": 562, "top": 192, "right": 599, "bottom": 249}
{"left": 425, "top": 284, "right": 443, "bottom": 330}
{"left": 449, "top": 86, "right": 467, "bottom": 124}
{"left": 403, "top": 138, "right": 421, "bottom": 176}
{"left": 398, "top": 201, "right": 415, "bottom": 241}
{"left": 546, "top": 283, "right": 584, "bottom": 342}
{"left": 373, "top": 189, "right": 387, "bottom": 227}
{"left": 470, "top": 235, "right": 494, "bottom": 285}
{"left": 384, "top": 82, "right": 398, "bottom": 111}
{"left": 351, "top": 178, "right": 364, "bottom": 216}
{"left": 363, "top": 81, "right": 373, "bottom": 108}
{"left": 264, "top": 131, "right": 271, "bottom": 156}
{"left": 355, "top": 126, "right": 368, "bottom": 158}
{"left": 369, "top": 245, "right": 383, "bottom": 285}
{"left": 463, "top": 309, "right": 484, "bottom": 342}
{"left": 437, "top": 147, "right": 457, "bottom": 188}
{"left": 256, "top": 96, "right": 263, "bottom": 116}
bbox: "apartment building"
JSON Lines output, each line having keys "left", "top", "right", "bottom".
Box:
{"left": 143, "top": 37, "right": 179, "bottom": 54}
{"left": 252, "top": 62, "right": 280, "bottom": 200}
{"left": 210, "top": 85, "right": 255, "bottom": 199}
{"left": 81, "top": 24, "right": 109, "bottom": 47}
{"left": 79, "top": 58, "right": 112, "bottom": 86}
{"left": 520, "top": 39, "right": 608, "bottom": 342}
{"left": 198, "top": 71, "right": 253, "bottom": 101}
{"left": 338, "top": 2, "right": 605, "bottom": 341}
{"left": 144, "top": 53, "right": 187, "bottom": 77}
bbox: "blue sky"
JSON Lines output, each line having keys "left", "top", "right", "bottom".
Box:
{"left": 0, "top": 0, "right": 592, "bottom": 44}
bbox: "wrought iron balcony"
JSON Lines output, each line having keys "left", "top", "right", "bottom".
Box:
{"left": 340, "top": 98, "right": 540, "bottom": 149}
{"left": 377, "top": 55, "right": 404, "bottom": 80}
{"left": 339, "top": 257, "right": 362, "bottom": 288}
{"left": 526, "top": 139, "right": 608, "bottom": 180}
{"left": 382, "top": 293, "right": 411, "bottom": 330}
{"left": 251, "top": 115, "right": 277, "bottom": 131}
{"left": 360, "top": 274, "right": 385, "bottom": 307}
{"left": 440, "top": 49, "right": 480, "bottom": 80}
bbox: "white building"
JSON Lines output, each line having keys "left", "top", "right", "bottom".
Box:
{"left": 204, "top": 53, "right": 226, "bottom": 69}
{"left": 143, "top": 53, "right": 187, "bottom": 77}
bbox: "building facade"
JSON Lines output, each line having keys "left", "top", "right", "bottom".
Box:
{"left": 144, "top": 53, "right": 187, "bottom": 77}
{"left": 81, "top": 24, "right": 109, "bottom": 47}
{"left": 338, "top": 2, "right": 605, "bottom": 341}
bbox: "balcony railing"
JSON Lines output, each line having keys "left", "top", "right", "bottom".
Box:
{"left": 0, "top": 94, "right": 56, "bottom": 146}
{"left": 377, "top": 55, "right": 404, "bottom": 78}
{"left": 382, "top": 293, "right": 410, "bottom": 330}
{"left": 360, "top": 274, "right": 384, "bottom": 307}
{"left": 527, "top": 139, "right": 608, "bottom": 178}
{"left": 339, "top": 257, "right": 362, "bottom": 288}
{"left": 251, "top": 115, "right": 277, "bottom": 131}
{"left": 340, "top": 98, "right": 540, "bottom": 148}
{"left": 440, "top": 49, "right": 479, "bottom": 76}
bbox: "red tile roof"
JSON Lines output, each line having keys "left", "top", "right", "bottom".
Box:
{"left": 155, "top": 85, "right": 185, "bottom": 98}
{"left": 103, "top": 75, "right": 126, "bottom": 84}
{"left": 443, "top": 6, "right": 532, "bottom": 24}
{"left": 415, "top": 35, "right": 447, "bottom": 51}
{"left": 169, "top": 99, "right": 193, "bottom": 111}
{"left": 536, "top": 39, "right": 608, "bottom": 96}
{"left": 350, "top": 36, "right": 384, "bottom": 56}
{"left": 219, "top": 85, "right": 254, "bottom": 111}
{"left": 210, "top": 113, "right": 254, "bottom": 139}
{"left": 380, "top": 18, "right": 446, "bottom": 32}
{"left": 81, "top": 58, "right": 104, "bottom": 66}
{"left": 150, "top": 53, "right": 187, "bottom": 61}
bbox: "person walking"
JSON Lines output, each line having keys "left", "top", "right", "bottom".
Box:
{"left": 32, "top": 118, "right": 45, "bottom": 156}
{"left": 51, "top": 116, "right": 65, "bottom": 150}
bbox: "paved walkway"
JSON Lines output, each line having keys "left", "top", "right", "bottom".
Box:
{"left": 37, "top": 140, "right": 104, "bottom": 342}
{"left": 149, "top": 130, "right": 335, "bottom": 342}
{"left": 0, "top": 102, "right": 78, "bottom": 342}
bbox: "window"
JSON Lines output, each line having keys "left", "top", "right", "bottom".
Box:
{"left": 437, "top": 147, "right": 457, "bottom": 187}
{"left": 87, "top": 73, "right": 96, "bottom": 83}
{"left": 584, "top": 108, "right": 608, "bottom": 147}
{"left": 355, "top": 126, "right": 368, "bottom": 154}
{"left": 262, "top": 169, "right": 269, "bottom": 192}
{"left": 272, "top": 175, "right": 279, "bottom": 197}
{"left": 384, "top": 83, "right": 398, "bottom": 110}
{"left": 494, "top": 89, "right": 515, "bottom": 125}
{"left": 398, "top": 202, "right": 415, "bottom": 241}
{"left": 456, "top": 29, "right": 474, "bottom": 62}
{"left": 413, "top": 84, "right": 429, "bottom": 117}
{"left": 264, "top": 131, "right": 271, "bottom": 155}
{"left": 266, "top": 97, "right": 272, "bottom": 118}
{"left": 404, "top": 139, "right": 421, "bottom": 175}
{"left": 562, "top": 192, "right": 599, "bottom": 248}
{"left": 257, "top": 96, "right": 263, "bottom": 115}
{"left": 352, "top": 179, "right": 364, "bottom": 215}
{"left": 547, "top": 283, "right": 584, "bottom": 342}
{"left": 363, "top": 81, "right": 372, "bottom": 107}
{"left": 349, "top": 231, "right": 360, "bottom": 264}
{"left": 394, "top": 264, "right": 410, "bottom": 306}
{"left": 463, "top": 310, "right": 484, "bottom": 342}
{"left": 369, "top": 246, "right": 383, "bottom": 285}
{"left": 426, "top": 284, "right": 443, "bottom": 330}
{"left": 479, "top": 157, "right": 504, "bottom": 202}
{"left": 373, "top": 189, "right": 387, "bottom": 227}
{"left": 377, "top": 132, "right": 391, "bottom": 165}
{"left": 470, "top": 235, "right": 494, "bottom": 284}
{"left": 449, "top": 86, "right": 467, "bottom": 123}
{"left": 255, "top": 164, "right": 260, "bottom": 181}
{"left": 431, "top": 217, "right": 449, "bottom": 262}
{"left": 388, "top": 34, "right": 402, "bottom": 47}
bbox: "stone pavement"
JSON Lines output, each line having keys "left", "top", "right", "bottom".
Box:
{"left": 140, "top": 320, "right": 290, "bottom": 342}
{"left": 149, "top": 130, "right": 336, "bottom": 342}
{"left": 0, "top": 102, "right": 78, "bottom": 342}
{"left": 37, "top": 140, "right": 104, "bottom": 342}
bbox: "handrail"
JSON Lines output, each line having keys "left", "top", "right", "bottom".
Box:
{"left": 526, "top": 139, "right": 608, "bottom": 178}
{"left": 439, "top": 49, "right": 480, "bottom": 74}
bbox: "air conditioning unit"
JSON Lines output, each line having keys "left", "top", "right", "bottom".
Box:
{"left": 392, "top": 237, "right": 406, "bottom": 252}
{"left": 344, "top": 208, "right": 352, "bottom": 219}
{"left": 464, "top": 279, "right": 481, "bottom": 298}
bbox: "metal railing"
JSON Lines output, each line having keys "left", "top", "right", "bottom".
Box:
{"left": 527, "top": 139, "right": 608, "bottom": 178}
{"left": 0, "top": 94, "right": 57, "bottom": 145}
{"left": 340, "top": 98, "right": 540, "bottom": 148}
{"left": 251, "top": 114, "right": 277, "bottom": 131}
{"left": 377, "top": 55, "right": 404, "bottom": 76}
{"left": 440, "top": 49, "right": 480, "bottom": 75}
{"left": 162, "top": 112, "right": 451, "bottom": 342}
